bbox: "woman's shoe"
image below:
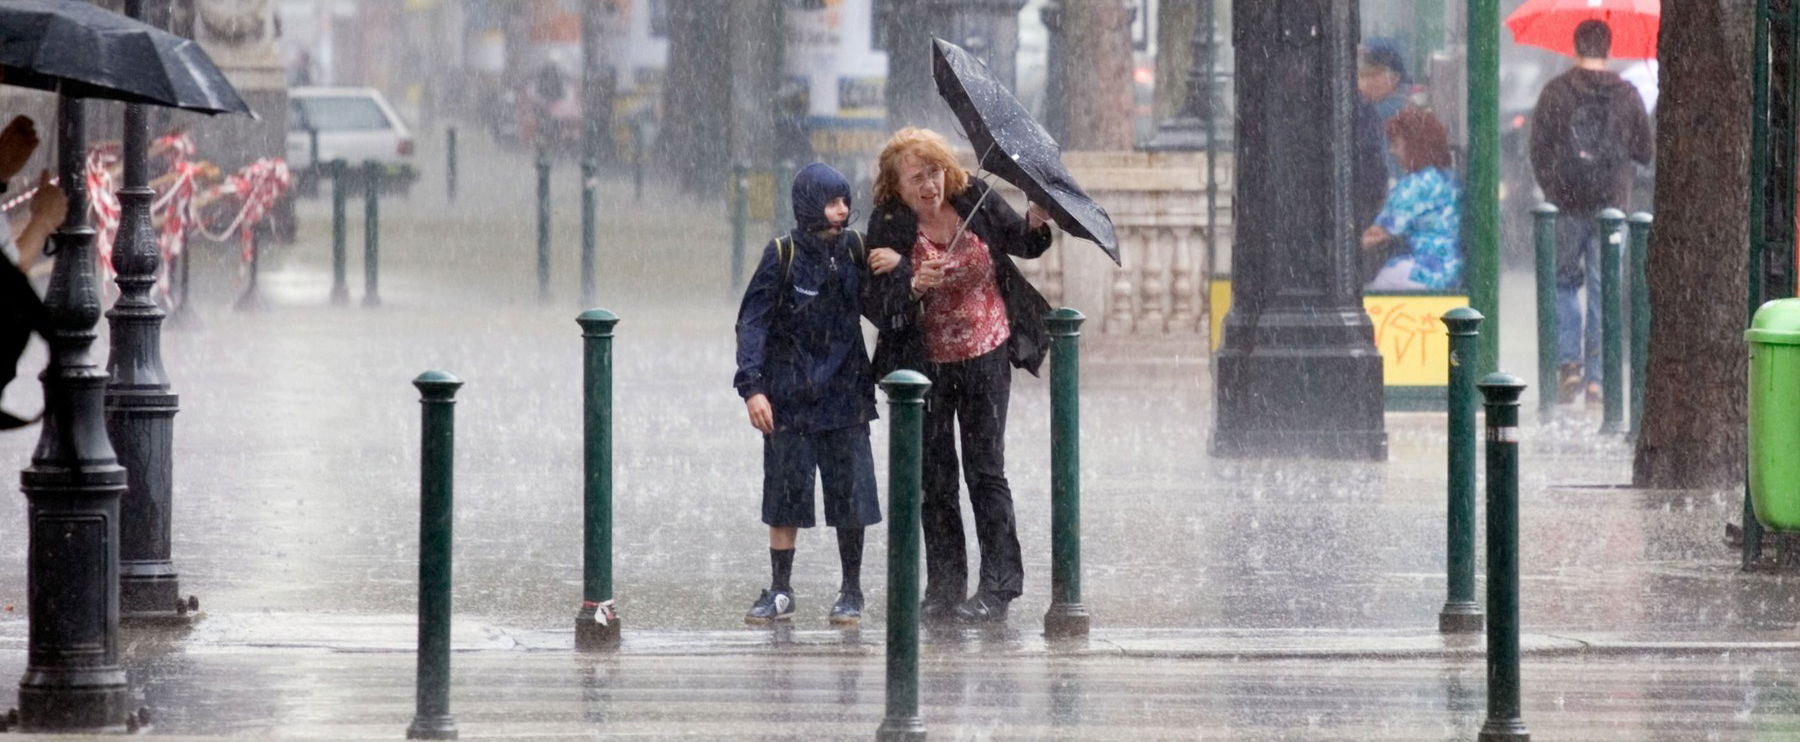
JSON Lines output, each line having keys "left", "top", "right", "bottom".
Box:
{"left": 951, "top": 593, "right": 1009, "bottom": 624}
{"left": 1557, "top": 363, "right": 1583, "bottom": 405}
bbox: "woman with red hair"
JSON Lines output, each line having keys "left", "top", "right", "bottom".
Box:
{"left": 863, "top": 127, "right": 1053, "bottom": 625}
{"left": 1362, "top": 107, "right": 1464, "bottom": 290}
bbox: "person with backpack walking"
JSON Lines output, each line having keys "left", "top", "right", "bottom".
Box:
{"left": 734, "top": 162, "right": 899, "bottom": 626}
{"left": 1529, "top": 19, "right": 1654, "bottom": 406}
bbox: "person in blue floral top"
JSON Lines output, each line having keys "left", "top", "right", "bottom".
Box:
{"left": 1361, "top": 107, "right": 1462, "bottom": 291}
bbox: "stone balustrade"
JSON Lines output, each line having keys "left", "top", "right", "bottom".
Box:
{"left": 968, "top": 150, "right": 1234, "bottom": 337}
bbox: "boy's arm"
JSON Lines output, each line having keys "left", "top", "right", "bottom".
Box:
{"left": 734, "top": 240, "right": 782, "bottom": 400}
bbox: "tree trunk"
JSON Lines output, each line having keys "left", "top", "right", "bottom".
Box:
{"left": 657, "top": 2, "right": 732, "bottom": 195}
{"left": 1055, "top": 0, "right": 1136, "bottom": 150}
{"left": 1633, "top": 0, "right": 1754, "bottom": 488}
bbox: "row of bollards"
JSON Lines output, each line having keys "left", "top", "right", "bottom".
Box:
{"left": 327, "top": 160, "right": 383, "bottom": 307}
{"left": 402, "top": 308, "right": 1091, "bottom": 739}
{"left": 1530, "top": 204, "right": 1653, "bottom": 433}
{"left": 1438, "top": 310, "right": 1532, "bottom": 740}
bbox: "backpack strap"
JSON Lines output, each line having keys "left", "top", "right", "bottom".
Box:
{"left": 847, "top": 231, "right": 866, "bottom": 268}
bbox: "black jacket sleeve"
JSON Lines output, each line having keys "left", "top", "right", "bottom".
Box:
{"left": 969, "top": 180, "right": 1053, "bottom": 259}
{"left": 863, "top": 206, "right": 918, "bottom": 333}
{"left": 733, "top": 240, "right": 782, "bottom": 400}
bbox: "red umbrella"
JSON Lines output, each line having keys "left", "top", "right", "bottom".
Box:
{"left": 1505, "top": 0, "right": 1660, "bottom": 60}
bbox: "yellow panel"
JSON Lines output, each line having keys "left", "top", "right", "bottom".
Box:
{"left": 1208, "top": 280, "right": 1466, "bottom": 388}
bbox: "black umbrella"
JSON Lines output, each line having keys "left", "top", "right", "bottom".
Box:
{"left": 0, "top": 0, "right": 252, "bottom": 115}
{"left": 931, "top": 37, "right": 1118, "bottom": 264}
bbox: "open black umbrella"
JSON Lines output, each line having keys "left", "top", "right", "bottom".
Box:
{"left": 932, "top": 37, "right": 1119, "bottom": 264}
{"left": 0, "top": 0, "right": 252, "bottom": 115}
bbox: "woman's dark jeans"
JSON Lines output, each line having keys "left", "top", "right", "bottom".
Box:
{"left": 920, "top": 347, "right": 1022, "bottom": 605}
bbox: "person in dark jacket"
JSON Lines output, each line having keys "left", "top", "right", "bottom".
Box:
{"left": 863, "top": 127, "right": 1053, "bottom": 625}
{"left": 734, "top": 163, "right": 893, "bottom": 626}
{"left": 1529, "top": 19, "right": 1654, "bottom": 405}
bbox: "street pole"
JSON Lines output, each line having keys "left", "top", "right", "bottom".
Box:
{"left": 576, "top": 310, "right": 621, "bottom": 651}
{"left": 1440, "top": 308, "right": 1484, "bottom": 633}
{"left": 1599, "top": 209, "right": 1625, "bottom": 433}
{"left": 1478, "top": 373, "right": 1530, "bottom": 742}
{"left": 730, "top": 163, "right": 749, "bottom": 289}
{"left": 1532, "top": 204, "right": 1558, "bottom": 420}
{"left": 363, "top": 160, "right": 382, "bottom": 307}
{"left": 109, "top": 0, "right": 191, "bottom": 625}
{"left": 14, "top": 94, "right": 134, "bottom": 732}
{"left": 445, "top": 126, "right": 457, "bottom": 203}
{"left": 579, "top": 0, "right": 601, "bottom": 308}
{"left": 1467, "top": 0, "right": 1502, "bottom": 375}
{"left": 877, "top": 370, "right": 930, "bottom": 742}
{"left": 537, "top": 146, "right": 552, "bottom": 303}
{"left": 331, "top": 160, "right": 349, "bottom": 305}
{"left": 1043, "top": 308, "right": 1090, "bottom": 639}
{"left": 1745, "top": 0, "right": 1774, "bottom": 569}
{"left": 1145, "top": 0, "right": 1217, "bottom": 152}
{"left": 407, "top": 371, "right": 462, "bottom": 741}
{"left": 1629, "top": 213, "right": 1653, "bottom": 438}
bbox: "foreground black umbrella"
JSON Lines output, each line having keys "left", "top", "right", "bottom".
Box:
{"left": 931, "top": 37, "right": 1119, "bottom": 264}
{"left": 0, "top": 0, "right": 252, "bottom": 115}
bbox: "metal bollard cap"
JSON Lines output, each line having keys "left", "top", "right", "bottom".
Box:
{"left": 1629, "top": 212, "right": 1654, "bottom": 225}
{"left": 1532, "top": 202, "right": 1559, "bottom": 216}
{"left": 413, "top": 370, "right": 464, "bottom": 400}
{"left": 1476, "top": 372, "right": 1527, "bottom": 403}
{"left": 880, "top": 370, "right": 932, "bottom": 400}
{"left": 1441, "top": 307, "right": 1483, "bottom": 335}
{"left": 577, "top": 308, "right": 621, "bottom": 336}
{"left": 1598, "top": 207, "right": 1627, "bottom": 222}
{"left": 1045, "top": 307, "right": 1087, "bottom": 335}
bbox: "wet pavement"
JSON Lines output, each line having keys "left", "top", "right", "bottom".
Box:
{"left": 0, "top": 132, "right": 1796, "bottom": 737}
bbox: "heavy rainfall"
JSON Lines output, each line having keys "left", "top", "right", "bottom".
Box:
{"left": 0, "top": 0, "right": 1792, "bottom": 739}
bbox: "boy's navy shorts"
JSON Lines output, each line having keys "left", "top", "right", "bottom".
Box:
{"left": 762, "top": 423, "right": 881, "bottom": 528}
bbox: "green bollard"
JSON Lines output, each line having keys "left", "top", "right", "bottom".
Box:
{"left": 1043, "top": 308, "right": 1090, "bottom": 639}
{"left": 730, "top": 163, "right": 749, "bottom": 289}
{"left": 363, "top": 160, "right": 382, "bottom": 308}
{"left": 1440, "top": 308, "right": 1485, "bottom": 634}
{"left": 537, "top": 147, "right": 552, "bottom": 303}
{"left": 575, "top": 309, "right": 621, "bottom": 651}
{"left": 330, "top": 160, "right": 349, "bottom": 305}
{"left": 1532, "top": 203, "right": 1559, "bottom": 420}
{"left": 580, "top": 157, "right": 598, "bottom": 308}
{"left": 1477, "top": 373, "right": 1530, "bottom": 742}
{"left": 446, "top": 126, "right": 458, "bottom": 203}
{"left": 1599, "top": 208, "right": 1626, "bottom": 433}
{"left": 1629, "top": 213, "right": 1653, "bottom": 438}
{"left": 408, "top": 371, "right": 462, "bottom": 741}
{"left": 877, "top": 370, "right": 930, "bottom": 742}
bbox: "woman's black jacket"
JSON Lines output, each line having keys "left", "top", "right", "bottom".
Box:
{"left": 864, "top": 178, "right": 1054, "bottom": 379}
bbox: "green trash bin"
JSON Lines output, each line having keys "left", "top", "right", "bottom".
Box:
{"left": 1748, "top": 299, "right": 1800, "bottom": 530}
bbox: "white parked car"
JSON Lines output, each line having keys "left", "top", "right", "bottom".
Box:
{"left": 286, "top": 86, "right": 418, "bottom": 194}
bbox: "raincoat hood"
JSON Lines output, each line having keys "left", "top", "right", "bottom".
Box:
{"left": 791, "top": 162, "right": 852, "bottom": 240}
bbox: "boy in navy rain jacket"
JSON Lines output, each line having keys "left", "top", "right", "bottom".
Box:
{"left": 734, "top": 163, "right": 904, "bottom": 625}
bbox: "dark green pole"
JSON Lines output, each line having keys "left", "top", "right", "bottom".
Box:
{"left": 1599, "top": 209, "right": 1626, "bottom": 433}
{"left": 407, "top": 371, "right": 462, "bottom": 741}
{"left": 1629, "top": 213, "right": 1653, "bottom": 438}
{"left": 580, "top": 158, "right": 598, "bottom": 308}
{"left": 446, "top": 126, "right": 457, "bottom": 203}
{"left": 363, "top": 160, "right": 381, "bottom": 308}
{"left": 730, "top": 163, "right": 749, "bottom": 289}
{"left": 330, "top": 160, "right": 349, "bottom": 305}
{"left": 877, "top": 370, "right": 930, "bottom": 742}
{"left": 1467, "top": 0, "right": 1502, "bottom": 374}
{"left": 537, "top": 146, "right": 552, "bottom": 303}
{"left": 1440, "top": 308, "right": 1484, "bottom": 634}
{"left": 576, "top": 309, "right": 621, "bottom": 651}
{"left": 1533, "top": 204, "right": 1559, "bottom": 420}
{"left": 1478, "top": 373, "right": 1529, "bottom": 742}
{"left": 1746, "top": 0, "right": 1773, "bottom": 569}
{"left": 1043, "top": 308, "right": 1090, "bottom": 639}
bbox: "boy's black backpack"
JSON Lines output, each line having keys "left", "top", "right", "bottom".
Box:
{"left": 771, "top": 231, "right": 866, "bottom": 315}
{"left": 1562, "top": 90, "right": 1626, "bottom": 196}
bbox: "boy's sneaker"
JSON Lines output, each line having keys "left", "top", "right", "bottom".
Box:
{"left": 745, "top": 589, "right": 796, "bottom": 624}
{"left": 829, "top": 590, "right": 864, "bottom": 626}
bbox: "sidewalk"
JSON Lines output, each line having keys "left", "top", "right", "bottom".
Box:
{"left": 0, "top": 132, "right": 1791, "bottom": 738}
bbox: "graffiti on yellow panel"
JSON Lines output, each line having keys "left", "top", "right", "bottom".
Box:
{"left": 1208, "top": 280, "right": 1465, "bottom": 387}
